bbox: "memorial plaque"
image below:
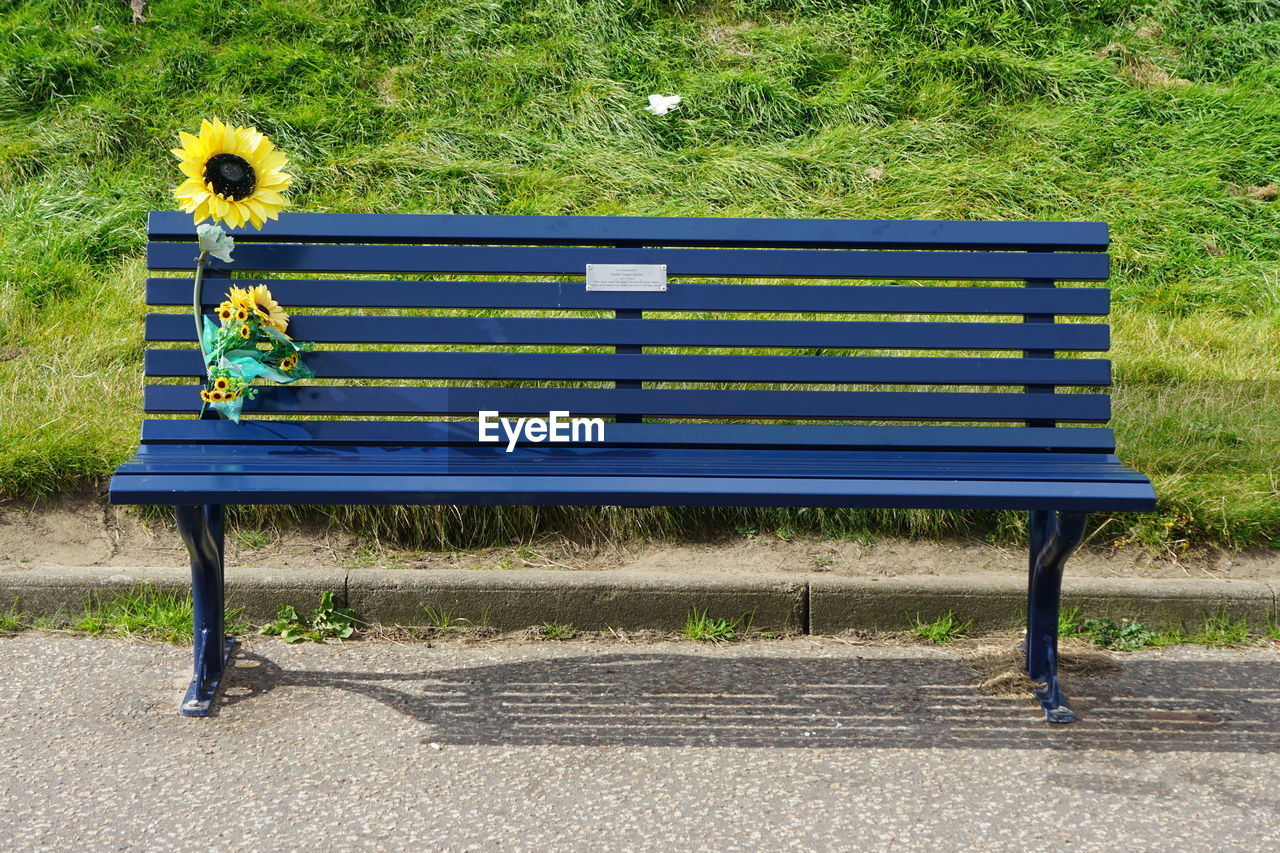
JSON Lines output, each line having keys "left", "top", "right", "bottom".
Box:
{"left": 585, "top": 263, "right": 667, "bottom": 292}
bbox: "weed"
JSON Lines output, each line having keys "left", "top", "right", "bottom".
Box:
{"left": 541, "top": 621, "right": 577, "bottom": 640}
{"left": 74, "top": 585, "right": 245, "bottom": 644}
{"left": 232, "top": 529, "right": 269, "bottom": 550}
{"left": 683, "top": 607, "right": 755, "bottom": 642}
{"left": 422, "top": 605, "right": 490, "bottom": 631}
{"left": 0, "top": 603, "right": 26, "bottom": 632}
{"left": 908, "top": 611, "right": 972, "bottom": 644}
{"left": 260, "top": 590, "right": 357, "bottom": 644}
{"left": 1078, "top": 617, "right": 1158, "bottom": 651}
{"left": 1266, "top": 617, "right": 1280, "bottom": 644}
{"left": 1058, "top": 605, "right": 1083, "bottom": 637}
{"left": 1191, "top": 610, "right": 1252, "bottom": 646}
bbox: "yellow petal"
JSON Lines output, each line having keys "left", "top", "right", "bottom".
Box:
{"left": 260, "top": 151, "right": 287, "bottom": 172}
{"left": 243, "top": 197, "right": 268, "bottom": 220}
{"left": 258, "top": 174, "right": 291, "bottom": 190}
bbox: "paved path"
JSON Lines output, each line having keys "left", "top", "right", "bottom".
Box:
{"left": 2, "top": 633, "right": 1279, "bottom": 850}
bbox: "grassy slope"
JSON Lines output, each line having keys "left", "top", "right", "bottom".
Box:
{"left": 0, "top": 0, "right": 1277, "bottom": 550}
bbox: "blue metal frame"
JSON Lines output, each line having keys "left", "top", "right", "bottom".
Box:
{"left": 1026, "top": 510, "right": 1090, "bottom": 723}
{"left": 174, "top": 504, "right": 234, "bottom": 717}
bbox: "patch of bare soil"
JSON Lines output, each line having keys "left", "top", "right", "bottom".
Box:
{"left": 2, "top": 492, "right": 1277, "bottom": 580}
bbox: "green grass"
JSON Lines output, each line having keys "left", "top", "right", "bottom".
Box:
{"left": 1190, "top": 609, "right": 1253, "bottom": 646}
{"left": 73, "top": 584, "right": 246, "bottom": 644}
{"left": 421, "top": 604, "right": 490, "bottom": 630}
{"left": 0, "top": 603, "right": 27, "bottom": 633}
{"left": 540, "top": 620, "right": 578, "bottom": 640}
{"left": 908, "top": 610, "right": 972, "bottom": 643}
{"left": 683, "top": 607, "right": 754, "bottom": 641}
{"left": 1, "top": 0, "right": 1278, "bottom": 550}
{"left": 232, "top": 528, "right": 270, "bottom": 550}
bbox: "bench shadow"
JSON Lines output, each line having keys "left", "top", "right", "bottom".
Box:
{"left": 221, "top": 649, "right": 1280, "bottom": 752}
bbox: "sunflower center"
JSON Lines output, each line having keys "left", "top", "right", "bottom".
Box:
{"left": 204, "top": 153, "right": 257, "bottom": 200}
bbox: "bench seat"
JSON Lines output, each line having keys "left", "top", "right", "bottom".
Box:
{"left": 113, "top": 442, "right": 1153, "bottom": 510}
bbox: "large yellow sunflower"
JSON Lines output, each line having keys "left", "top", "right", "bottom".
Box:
{"left": 228, "top": 284, "right": 290, "bottom": 333}
{"left": 172, "top": 119, "right": 292, "bottom": 229}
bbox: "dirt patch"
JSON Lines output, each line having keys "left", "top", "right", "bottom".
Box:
{"left": 1096, "top": 43, "right": 1191, "bottom": 89}
{"left": 2, "top": 492, "right": 1277, "bottom": 580}
{"left": 959, "top": 635, "right": 1123, "bottom": 697}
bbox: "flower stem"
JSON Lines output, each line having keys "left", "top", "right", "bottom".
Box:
{"left": 193, "top": 251, "right": 209, "bottom": 418}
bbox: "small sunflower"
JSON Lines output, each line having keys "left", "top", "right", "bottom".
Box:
{"left": 217, "top": 303, "right": 234, "bottom": 323}
{"left": 239, "top": 324, "right": 253, "bottom": 339}
{"left": 234, "top": 307, "right": 249, "bottom": 323}
{"left": 279, "top": 354, "right": 298, "bottom": 372}
{"left": 200, "top": 390, "right": 212, "bottom": 403}
{"left": 172, "top": 118, "right": 292, "bottom": 230}
{"left": 209, "top": 390, "right": 225, "bottom": 403}
{"left": 213, "top": 377, "right": 230, "bottom": 391}
{"left": 229, "top": 284, "right": 289, "bottom": 333}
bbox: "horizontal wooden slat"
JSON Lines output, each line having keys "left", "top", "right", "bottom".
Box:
{"left": 147, "top": 243, "right": 1110, "bottom": 281}
{"left": 143, "top": 385, "right": 1111, "bottom": 421}
{"left": 147, "top": 350, "right": 1111, "bottom": 386}
{"left": 147, "top": 211, "right": 1111, "bottom": 251}
{"left": 139, "top": 420, "right": 1118, "bottom": 453}
{"left": 118, "top": 444, "right": 1150, "bottom": 482}
{"left": 109, "top": 472, "right": 1156, "bottom": 511}
{"left": 149, "top": 278, "right": 1112, "bottom": 315}
{"left": 145, "top": 314, "right": 1110, "bottom": 350}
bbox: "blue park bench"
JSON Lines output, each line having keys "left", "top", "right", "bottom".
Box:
{"left": 110, "top": 211, "right": 1156, "bottom": 722}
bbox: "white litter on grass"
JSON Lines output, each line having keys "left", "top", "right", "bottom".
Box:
{"left": 645, "top": 94, "right": 682, "bottom": 115}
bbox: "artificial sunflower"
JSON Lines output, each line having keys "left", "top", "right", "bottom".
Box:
{"left": 229, "top": 284, "right": 290, "bottom": 333}
{"left": 279, "top": 354, "right": 298, "bottom": 372}
{"left": 239, "top": 324, "right": 253, "bottom": 339}
{"left": 212, "top": 377, "right": 230, "bottom": 392}
{"left": 216, "top": 302, "right": 234, "bottom": 323}
{"left": 172, "top": 118, "right": 292, "bottom": 230}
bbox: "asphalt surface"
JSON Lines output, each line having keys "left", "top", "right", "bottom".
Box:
{"left": 2, "top": 633, "right": 1279, "bottom": 851}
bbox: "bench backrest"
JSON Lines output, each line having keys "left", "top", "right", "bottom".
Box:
{"left": 142, "top": 212, "right": 1114, "bottom": 453}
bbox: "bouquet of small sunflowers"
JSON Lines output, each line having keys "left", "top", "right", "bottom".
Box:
{"left": 198, "top": 283, "right": 314, "bottom": 422}
{"left": 170, "top": 118, "right": 314, "bottom": 422}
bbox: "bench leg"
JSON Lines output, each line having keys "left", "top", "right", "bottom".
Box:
{"left": 175, "top": 504, "right": 235, "bottom": 717}
{"left": 1025, "top": 510, "right": 1088, "bottom": 724}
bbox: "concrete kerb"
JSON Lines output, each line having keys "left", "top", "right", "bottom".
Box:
{"left": 0, "top": 565, "right": 347, "bottom": 626}
{"left": 809, "top": 574, "right": 1277, "bottom": 634}
{"left": 1, "top": 565, "right": 1277, "bottom": 634}
{"left": 346, "top": 569, "right": 807, "bottom": 632}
